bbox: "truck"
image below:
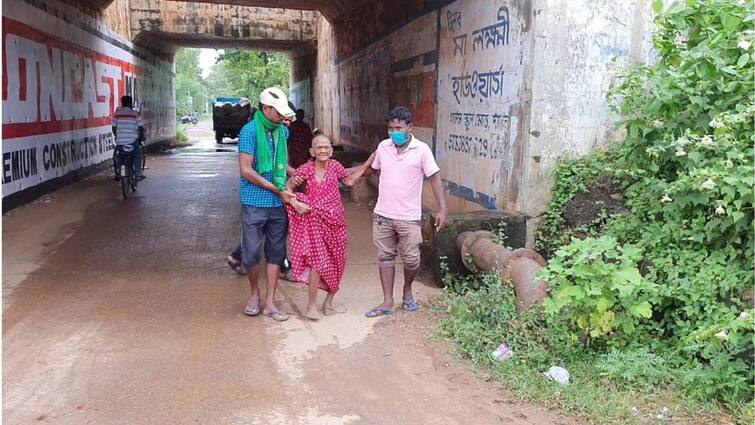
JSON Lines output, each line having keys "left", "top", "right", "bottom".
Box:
{"left": 212, "top": 97, "right": 254, "bottom": 143}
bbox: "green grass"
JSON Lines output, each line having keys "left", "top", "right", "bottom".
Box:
{"left": 433, "top": 271, "right": 748, "bottom": 424}
{"left": 175, "top": 127, "right": 188, "bottom": 143}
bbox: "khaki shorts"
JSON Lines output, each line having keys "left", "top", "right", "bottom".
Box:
{"left": 372, "top": 214, "right": 422, "bottom": 270}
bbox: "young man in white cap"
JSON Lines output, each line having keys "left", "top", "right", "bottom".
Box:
{"left": 237, "top": 87, "right": 308, "bottom": 321}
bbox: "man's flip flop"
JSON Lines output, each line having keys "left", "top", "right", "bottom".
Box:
{"left": 403, "top": 298, "right": 419, "bottom": 312}
{"left": 365, "top": 307, "right": 394, "bottom": 318}
{"left": 263, "top": 310, "right": 289, "bottom": 322}
{"left": 226, "top": 257, "right": 246, "bottom": 275}
{"left": 243, "top": 300, "right": 261, "bottom": 316}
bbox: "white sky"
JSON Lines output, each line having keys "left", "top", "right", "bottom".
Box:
{"left": 198, "top": 48, "right": 223, "bottom": 78}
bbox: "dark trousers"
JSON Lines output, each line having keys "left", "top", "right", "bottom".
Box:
{"left": 230, "top": 245, "right": 291, "bottom": 272}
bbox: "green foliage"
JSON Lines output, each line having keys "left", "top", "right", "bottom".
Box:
{"left": 533, "top": 0, "right": 754, "bottom": 412}
{"left": 594, "top": 346, "right": 670, "bottom": 391}
{"left": 175, "top": 48, "right": 292, "bottom": 119}
{"left": 608, "top": 0, "right": 754, "bottom": 257}
{"left": 206, "top": 51, "right": 291, "bottom": 102}
{"left": 678, "top": 309, "right": 755, "bottom": 408}
{"left": 441, "top": 271, "right": 521, "bottom": 358}
{"left": 439, "top": 269, "right": 580, "bottom": 372}
{"left": 175, "top": 127, "right": 187, "bottom": 143}
{"left": 175, "top": 48, "right": 210, "bottom": 117}
{"left": 439, "top": 270, "right": 682, "bottom": 423}
{"left": 440, "top": 256, "right": 484, "bottom": 294}
{"left": 494, "top": 220, "right": 508, "bottom": 246}
{"left": 534, "top": 150, "right": 618, "bottom": 257}
{"left": 540, "top": 236, "right": 656, "bottom": 345}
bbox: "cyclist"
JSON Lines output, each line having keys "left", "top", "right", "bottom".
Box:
{"left": 112, "top": 95, "right": 146, "bottom": 181}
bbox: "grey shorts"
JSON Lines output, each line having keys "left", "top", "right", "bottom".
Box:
{"left": 241, "top": 205, "right": 288, "bottom": 270}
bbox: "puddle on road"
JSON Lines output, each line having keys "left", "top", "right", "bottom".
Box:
{"left": 183, "top": 173, "right": 219, "bottom": 178}
{"left": 232, "top": 407, "right": 360, "bottom": 425}
{"left": 173, "top": 145, "right": 237, "bottom": 156}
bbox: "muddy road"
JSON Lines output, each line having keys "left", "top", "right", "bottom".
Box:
{"left": 3, "top": 120, "right": 573, "bottom": 424}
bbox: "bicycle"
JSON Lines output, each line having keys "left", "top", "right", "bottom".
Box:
{"left": 139, "top": 140, "right": 146, "bottom": 173}
{"left": 114, "top": 145, "right": 138, "bottom": 199}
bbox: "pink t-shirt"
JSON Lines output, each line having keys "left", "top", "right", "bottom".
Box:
{"left": 371, "top": 136, "right": 440, "bottom": 221}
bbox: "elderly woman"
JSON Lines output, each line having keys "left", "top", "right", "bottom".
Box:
{"left": 285, "top": 134, "right": 374, "bottom": 319}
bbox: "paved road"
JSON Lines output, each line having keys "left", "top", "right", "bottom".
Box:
{"left": 2, "top": 120, "right": 573, "bottom": 424}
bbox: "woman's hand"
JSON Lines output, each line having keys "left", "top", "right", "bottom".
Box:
{"left": 291, "top": 199, "right": 311, "bottom": 215}
{"left": 287, "top": 175, "right": 305, "bottom": 188}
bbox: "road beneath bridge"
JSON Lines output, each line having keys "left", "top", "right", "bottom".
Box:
{"left": 3, "top": 121, "right": 572, "bottom": 425}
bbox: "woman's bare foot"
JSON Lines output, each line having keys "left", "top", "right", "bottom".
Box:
{"left": 322, "top": 294, "right": 336, "bottom": 316}
{"left": 306, "top": 304, "right": 319, "bottom": 320}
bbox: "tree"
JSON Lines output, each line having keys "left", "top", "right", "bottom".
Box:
{"left": 174, "top": 49, "right": 292, "bottom": 118}
{"left": 205, "top": 50, "right": 291, "bottom": 103}
{"left": 175, "top": 48, "right": 209, "bottom": 117}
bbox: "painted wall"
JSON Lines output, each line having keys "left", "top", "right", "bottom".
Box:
{"left": 522, "top": 0, "right": 654, "bottom": 218}
{"left": 128, "top": 0, "right": 317, "bottom": 54}
{"left": 337, "top": 11, "right": 437, "bottom": 152}
{"left": 436, "top": 0, "right": 532, "bottom": 212}
{"left": 313, "top": 0, "right": 655, "bottom": 238}
{"left": 312, "top": 15, "right": 339, "bottom": 141}
{"left": 2, "top": 0, "right": 175, "bottom": 198}
{"left": 290, "top": 50, "right": 315, "bottom": 125}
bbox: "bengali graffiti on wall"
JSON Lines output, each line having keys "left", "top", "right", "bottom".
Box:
{"left": 436, "top": 0, "right": 528, "bottom": 210}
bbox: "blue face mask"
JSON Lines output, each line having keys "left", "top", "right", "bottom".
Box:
{"left": 389, "top": 130, "right": 408, "bottom": 146}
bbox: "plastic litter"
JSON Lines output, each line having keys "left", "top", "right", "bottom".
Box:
{"left": 542, "top": 366, "right": 570, "bottom": 385}
{"left": 491, "top": 343, "right": 514, "bottom": 361}
{"left": 655, "top": 406, "right": 670, "bottom": 421}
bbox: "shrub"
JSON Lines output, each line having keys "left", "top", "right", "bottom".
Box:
{"left": 176, "top": 127, "right": 188, "bottom": 143}
{"left": 535, "top": 0, "right": 754, "bottom": 410}
{"left": 540, "top": 236, "right": 656, "bottom": 347}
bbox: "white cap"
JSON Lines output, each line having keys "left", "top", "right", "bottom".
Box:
{"left": 259, "top": 87, "right": 295, "bottom": 119}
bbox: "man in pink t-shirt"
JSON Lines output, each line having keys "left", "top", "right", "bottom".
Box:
{"left": 365, "top": 106, "right": 448, "bottom": 318}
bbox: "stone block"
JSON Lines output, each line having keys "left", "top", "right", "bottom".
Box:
{"left": 350, "top": 177, "right": 376, "bottom": 204}
{"left": 333, "top": 149, "right": 370, "bottom": 167}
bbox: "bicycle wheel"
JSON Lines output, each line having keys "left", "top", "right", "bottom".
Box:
{"left": 121, "top": 166, "right": 131, "bottom": 199}
{"left": 121, "top": 159, "right": 134, "bottom": 199}
{"left": 140, "top": 142, "right": 146, "bottom": 172}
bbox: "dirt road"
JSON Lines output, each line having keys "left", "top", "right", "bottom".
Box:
{"left": 3, "top": 121, "right": 573, "bottom": 424}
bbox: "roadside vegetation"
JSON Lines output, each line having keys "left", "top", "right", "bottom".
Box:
{"left": 175, "top": 127, "right": 188, "bottom": 143}
{"left": 438, "top": 1, "right": 754, "bottom": 423}
{"left": 175, "top": 48, "right": 290, "bottom": 118}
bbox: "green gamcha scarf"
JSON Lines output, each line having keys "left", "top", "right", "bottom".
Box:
{"left": 253, "top": 110, "right": 288, "bottom": 190}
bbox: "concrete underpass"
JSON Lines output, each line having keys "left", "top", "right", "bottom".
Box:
{"left": 3, "top": 0, "right": 658, "bottom": 423}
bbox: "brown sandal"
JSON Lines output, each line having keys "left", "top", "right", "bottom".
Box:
{"left": 226, "top": 257, "right": 246, "bottom": 275}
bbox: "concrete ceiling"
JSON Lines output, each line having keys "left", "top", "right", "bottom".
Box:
{"left": 161, "top": 0, "right": 378, "bottom": 22}
{"left": 133, "top": 32, "right": 315, "bottom": 56}
{"left": 76, "top": 0, "right": 373, "bottom": 22}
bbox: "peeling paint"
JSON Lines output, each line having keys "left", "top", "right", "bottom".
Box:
{"left": 521, "top": 0, "right": 656, "bottom": 219}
